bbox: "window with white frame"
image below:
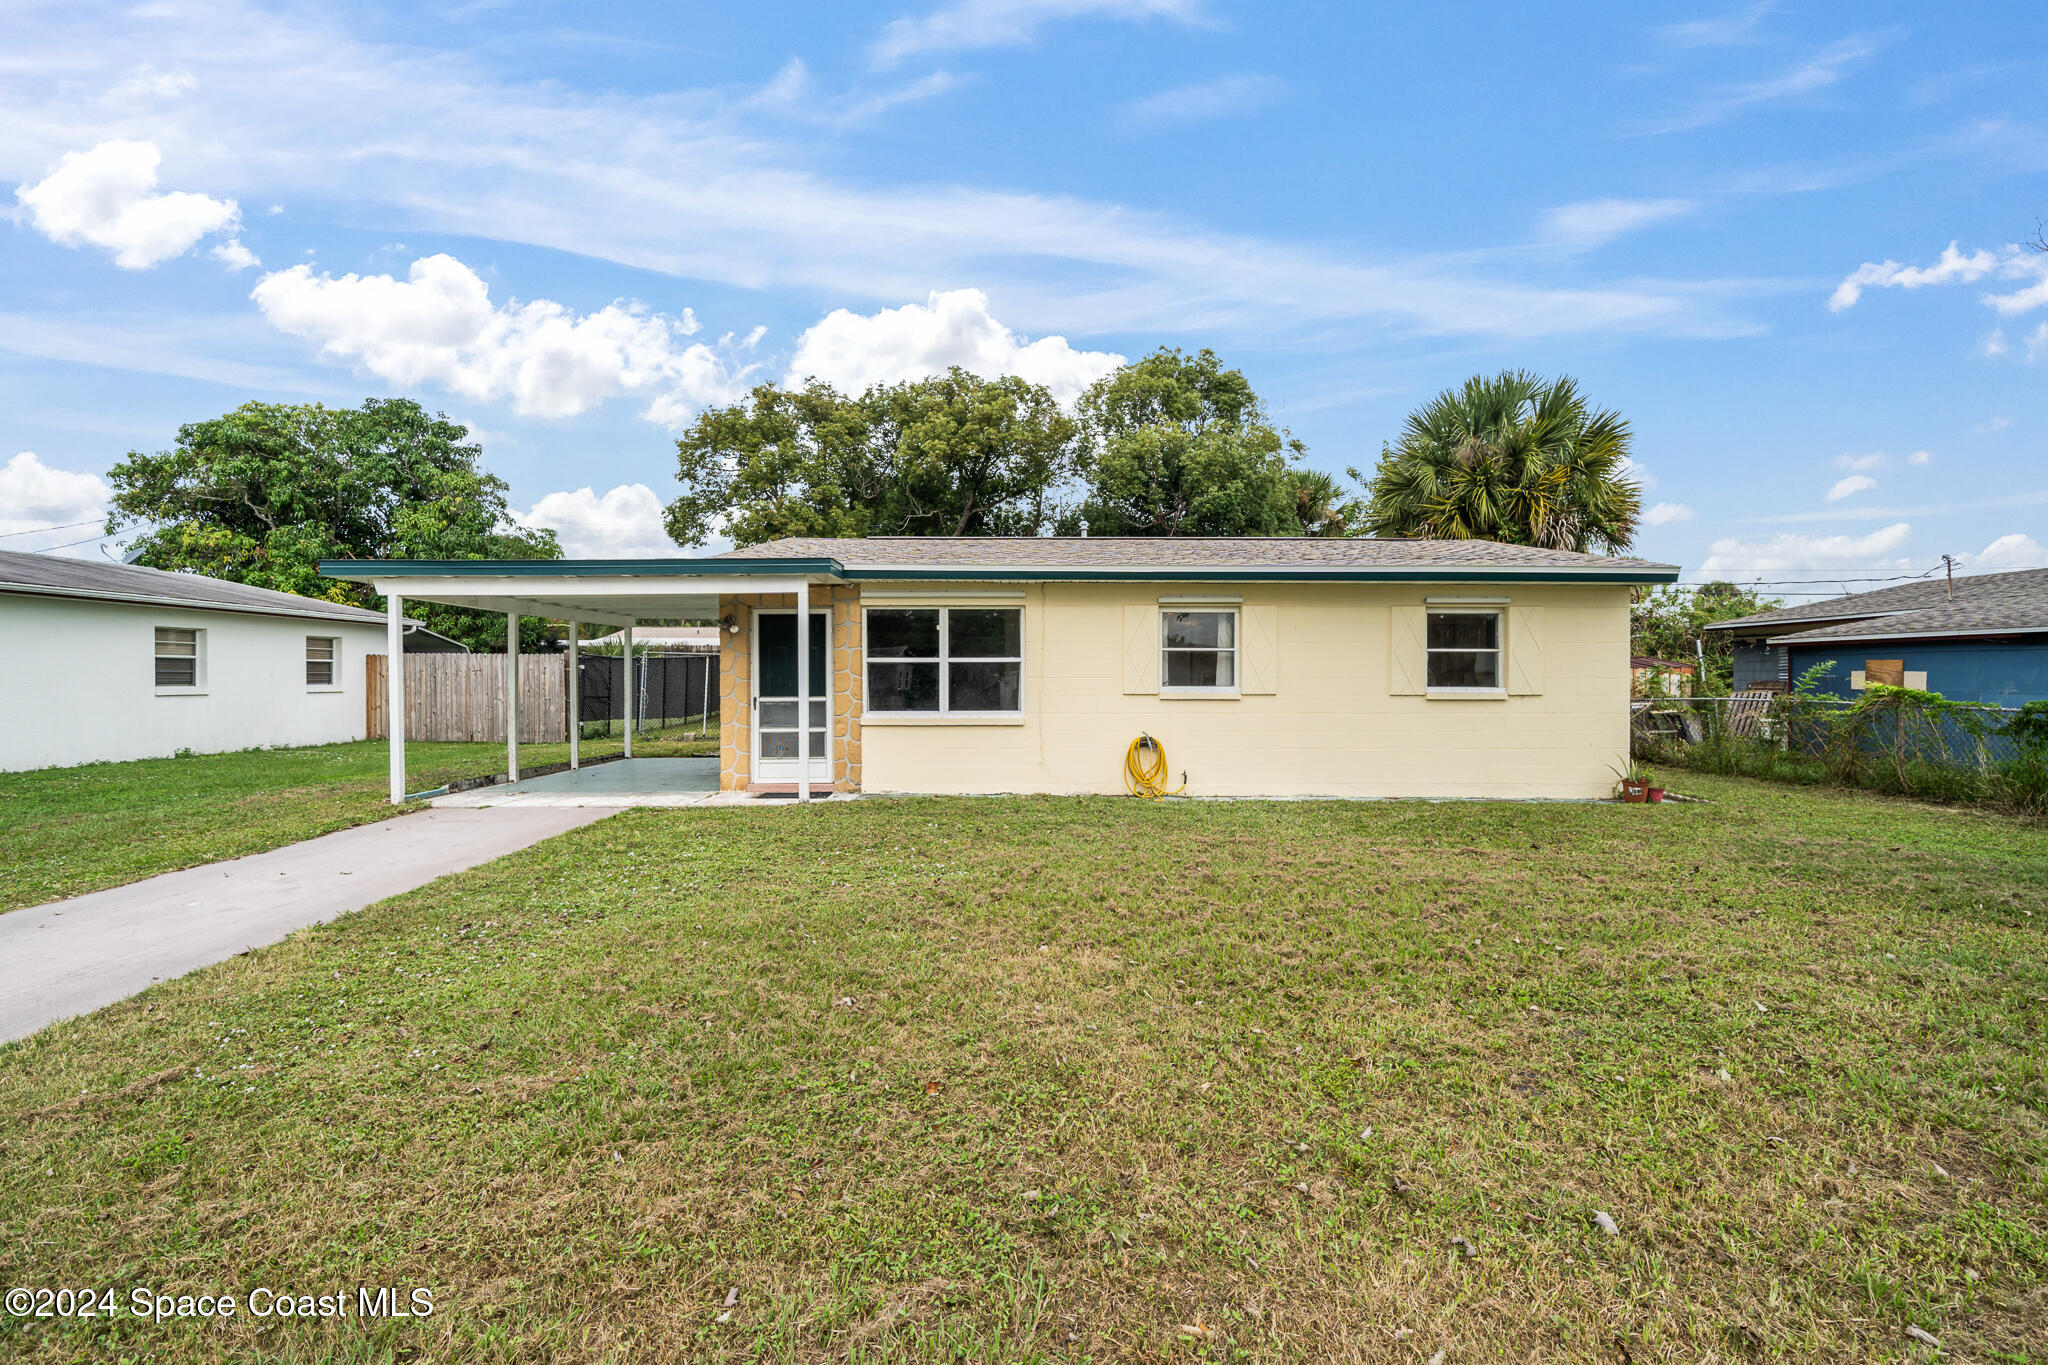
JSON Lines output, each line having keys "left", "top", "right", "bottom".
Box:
{"left": 865, "top": 607, "right": 1023, "bottom": 713}
{"left": 154, "top": 626, "right": 202, "bottom": 688}
{"left": 1161, "top": 609, "right": 1237, "bottom": 690}
{"left": 306, "top": 636, "right": 338, "bottom": 687}
{"left": 1425, "top": 610, "right": 1501, "bottom": 689}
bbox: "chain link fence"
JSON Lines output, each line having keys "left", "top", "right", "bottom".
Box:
{"left": 1632, "top": 690, "right": 2044, "bottom": 811}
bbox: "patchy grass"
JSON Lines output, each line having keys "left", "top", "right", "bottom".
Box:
{"left": 0, "top": 727, "right": 718, "bottom": 911}
{"left": 2, "top": 774, "right": 2044, "bottom": 1363}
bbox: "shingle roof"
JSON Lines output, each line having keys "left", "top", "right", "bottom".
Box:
{"left": 717, "top": 535, "right": 1674, "bottom": 574}
{"left": 1707, "top": 567, "right": 2048, "bottom": 642}
{"left": 0, "top": 550, "right": 387, "bottom": 624}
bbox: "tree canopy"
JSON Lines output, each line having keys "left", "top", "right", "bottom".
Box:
{"left": 1357, "top": 370, "right": 1642, "bottom": 553}
{"left": 1074, "top": 347, "right": 1327, "bottom": 536}
{"left": 1630, "top": 581, "right": 1782, "bottom": 692}
{"left": 105, "top": 398, "right": 559, "bottom": 652}
{"left": 665, "top": 370, "right": 1081, "bottom": 547}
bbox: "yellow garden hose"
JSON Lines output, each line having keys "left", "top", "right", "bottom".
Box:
{"left": 1124, "top": 733, "right": 1186, "bottom": 798}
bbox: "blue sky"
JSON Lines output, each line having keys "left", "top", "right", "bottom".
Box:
{"left": 2, "top": 0, "right": 2045, "bottom": 597}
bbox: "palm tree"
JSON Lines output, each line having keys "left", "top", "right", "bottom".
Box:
{"left": 1287, "top": 468, "right": 1361, "bottom": 537}
{"left": 1356, "top": 371, "right": 1643, "bottom": 554}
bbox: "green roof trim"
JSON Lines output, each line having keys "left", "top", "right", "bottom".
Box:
{"left": 322, "top": 556, "right": 1674, "bottom": 586}
{"left": 320, "top": 556, "right": 845, "bottom": 579}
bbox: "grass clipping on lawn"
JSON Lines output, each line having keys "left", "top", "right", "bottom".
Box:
{"left": 2, "top": 774, "right": 2045, "bottom": 1362}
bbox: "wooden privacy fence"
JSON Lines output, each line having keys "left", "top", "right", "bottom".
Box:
{"left": 366, "top": 654, "right": 571, "bottom": 743}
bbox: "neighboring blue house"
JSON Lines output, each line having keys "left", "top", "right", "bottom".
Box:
{"left": 1706, "top": 568, "right": 2048, "bottom": 708}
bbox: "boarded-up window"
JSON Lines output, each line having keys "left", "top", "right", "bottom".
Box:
{"left": 1864, "top": 658, "right": 1905, "bottom": 687}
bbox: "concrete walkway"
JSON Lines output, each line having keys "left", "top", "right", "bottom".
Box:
{"left": 433, "top": 756, "right": 720, "bottom": 808}
{"left": 0, "top": 805, "right": 616, "bottom": 1043}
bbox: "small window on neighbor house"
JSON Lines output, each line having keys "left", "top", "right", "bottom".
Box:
{"left": 154, "top": 627, "right": 200, "bottom": 688}
{"left": 306, "top": 636, "right": 337, "bottom": 686}
{"left": 1161, "top": 609, "right": 1237, "bottom": 689}
{"left": 865, "top": 607, "right": 1023, "bottom": 713}
{"left": 1425, "top": 611, "right": 1501, "bottom": 689}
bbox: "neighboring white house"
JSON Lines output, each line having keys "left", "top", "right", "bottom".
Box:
{"left": 0, "top": 550, "right": 396, "bottom": 772}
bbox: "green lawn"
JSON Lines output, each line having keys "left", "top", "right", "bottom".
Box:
{"left": 2, "top": 776, "right": 2044, "bottom": 1363}
{"left": 0, "top": 728, "right": 718, "bottom": 912}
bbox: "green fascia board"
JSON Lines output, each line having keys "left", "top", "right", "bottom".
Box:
{"left": 844, "top": 566, "right": 1680, "bottom": 585}
{"left": 319, "top": 557, "right": 846, "bottom": 580}
{"left": 320, "top": 557, "right": 1676, "bottom": 587}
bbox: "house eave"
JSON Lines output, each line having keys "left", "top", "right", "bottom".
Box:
{"left": 0, "top": 579, "right": 386, "bottom": 626}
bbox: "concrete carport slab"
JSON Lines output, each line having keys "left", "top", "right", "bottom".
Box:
{"left": 0, "top": 805, "right": 615, "bottom": 1043}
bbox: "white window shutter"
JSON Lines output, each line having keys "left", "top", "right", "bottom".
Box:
{"left": 1123, "top": 604, "right": 1158, "bottom": 694}
{"left": 1241, "top": 604, "right": 1277, "bottom": 694}
{"left": 1507, "top": 605, "right": 1544, "bottom": 695}
{"left": 1390, "top": 605, "right": 1426, "bottom": 695}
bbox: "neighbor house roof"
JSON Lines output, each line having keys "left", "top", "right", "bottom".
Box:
{"left": 714, "top": 536, "right": 1677, "bottom": 582}
{"left": 1705, "top": 567, "right": 2048, "bottom": 646}
{"left": 0, "top": 549, "right": 388, "bottom": 625}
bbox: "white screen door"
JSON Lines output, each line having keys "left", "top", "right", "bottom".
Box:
{"left": 752, "top": 610, "right": 831, "bottom": 783}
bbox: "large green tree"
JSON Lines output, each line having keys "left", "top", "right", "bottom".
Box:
{"left": 1357, "top": 370, "right": 1642, "bottom": 553}
{"left": 1631, "top": 581, "right": 1782, "bottom": 693}
{"left": 105, "top": 398, "right": 560, "bottom": 651}
{"left": 665, "top": 370, "right": 1081, "bottom": 548}
{"left": 1073, "top": 347, "right": 1313, "bottom": 536}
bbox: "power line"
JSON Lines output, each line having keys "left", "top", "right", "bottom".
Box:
{"left": 28, "top": 531, "right": 122, "bottom": 554}
{"left": 0, "top": 518, "right": 103, "bottom": 541}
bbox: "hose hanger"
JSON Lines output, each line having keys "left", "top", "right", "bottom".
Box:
{"left": 1124, "top": 732, "right": 1187, "bottom": 799}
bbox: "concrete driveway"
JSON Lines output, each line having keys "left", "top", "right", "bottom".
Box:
{"left": 0, "top": 805, "right": 616, "bottom": 1043}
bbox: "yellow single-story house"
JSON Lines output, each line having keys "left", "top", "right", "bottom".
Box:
{"left": 325, "top": 536, "right": 1677, "bottom": 802}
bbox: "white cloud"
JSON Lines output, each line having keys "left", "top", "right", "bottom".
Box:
{"left": 1825, "top": 474, "right": 1877, "bottom": 501}
{"left": 1619, "top": 457, "right": 1658, "bottom": 493}
{"left": 1833, "top": 452, "right": 1883, "bottom": 471}
{"left": 211, "top": 237, "right": 260, "bottom": 270}
{"left": 871, "top": 0, "right": 1204, "bottom": 64}
{"left": 13, "top": 140, "right": 239, "bottom": 269}
{"left": 1643, "top": 502, "right": 1694, "bottom": 526}
{"left": 1643, "top": 32, "right": 1898, "bottom": 135}
{"left": 1542, "top": 198, "right": 1695, "bottom": 249}
{"left": 1978, "top": 416, "right": 2012, "bottom": 433}
{"left": 1829, "top": 241, "right": 2048, "bottom": 315}
{"left": 1982, "top": 327, "right": 2009, "bottom": 357}
{"left": 0, "top": 452, "right": 112, "bottom": 555}
{"left": 2027, "top": 321, "right": 2048, "bottom": 362}
{"left": 1907, "top": 449, "right": 1931, "bottom": 464}
{"left": 1829, "top": 242, "right": 1999, "bottom": 311}
{"left": 786, "top": 288, "right": 1124, "bottom": 405}
{"left": 514, "top": 484, "right": 680, "bottom": 558}
{"left": 1971, "top": 533, "right": 2046, "bottom": 571}
{"left": 1699, "top": 521, "right": 1913, "bottom": 573}
{"left": 0, "top": 1, "right": 1745, "bottom": 345}
{"left": 1658, "top": 3, "right": 1774, "bottom": 48}
{"left": 1117, "top": 75, "right": 1283, "bottom": 133}
{"left": 250, "top": 254, "right": 752, "bottom": 423}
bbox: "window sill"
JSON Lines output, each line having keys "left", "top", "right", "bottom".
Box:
{"left": 861, "top": 712, "right": 1026, "bottom": 726}
{"left": 1160, "top": 688, "right": 1240, "bottom": 700}
{"left": 1425, "top": 688, "right": 1508, "bottom": 701}
{"left": 306, "top": 684, "right": 344, "bottom": 693}
{"left": 155, "top": 687, "right": 207, "bottom": 697}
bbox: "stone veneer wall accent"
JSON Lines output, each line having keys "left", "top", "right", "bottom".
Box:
{"left": 718, "top": 587, "right": 862, "bottom": 792}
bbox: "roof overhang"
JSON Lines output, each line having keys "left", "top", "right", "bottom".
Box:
{"left": 0, "top": 578, "right": 386, "bottom": 627}
{"left": 320, "top": 554, "right": 1674, "bottom": 622}
{"left": 1776, "top": 625, "right": 2048, "bottom": 647}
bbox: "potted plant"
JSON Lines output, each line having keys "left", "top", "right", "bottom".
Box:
{"left": 1611, "top": 763, "right": 1649, "bottom": 803}
{"left": 1641, "top": 766, "right": 1665, "bottom": 803}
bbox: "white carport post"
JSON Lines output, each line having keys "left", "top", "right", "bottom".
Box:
{"left": 796, "top": 579, "right": 812, "bottom": 804}
{"left": 623, "top": 623, "right": 635, "bottom": 758}
{"left": 386, "top": 593, "right": 407, "bottom": 804}
{"left": 506, "top": 612, "right": 521, "bottom": 782}
{"left": 567, "top": 619, "right": 580, "bottom": 769}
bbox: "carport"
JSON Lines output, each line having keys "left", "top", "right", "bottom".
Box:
{"left": 319, "top": 555, "right": 846, "bottom": 805}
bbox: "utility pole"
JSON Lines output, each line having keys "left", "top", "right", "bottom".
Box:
{"left": 1941, "top": 554, "right": 1956, "bottom": 601}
